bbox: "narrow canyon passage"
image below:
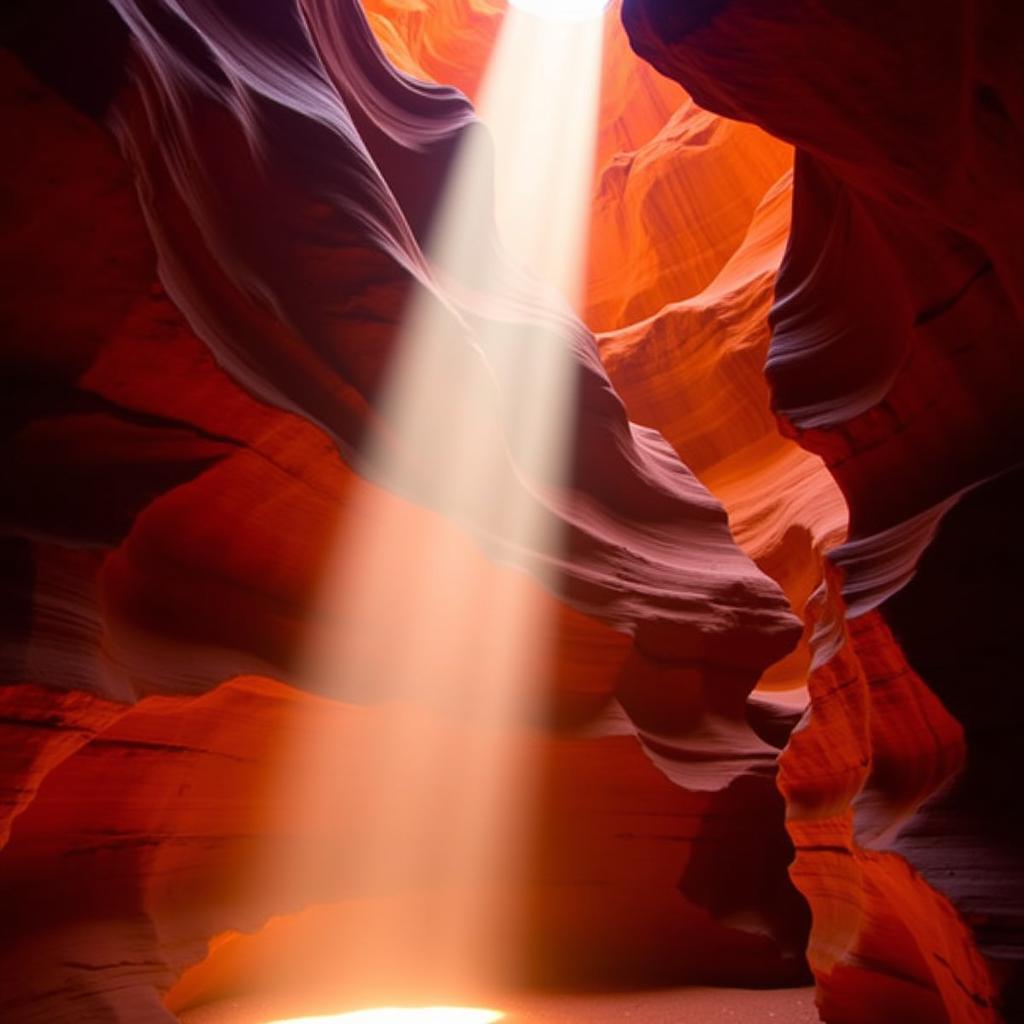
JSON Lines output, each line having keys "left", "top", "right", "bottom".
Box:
{"left": 1, "top": 2, "right": 1023, "bottom": 1024}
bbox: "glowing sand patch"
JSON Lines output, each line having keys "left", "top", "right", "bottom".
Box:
{"left": 268, "top": 1010, "right": 503, "bottom": 1024}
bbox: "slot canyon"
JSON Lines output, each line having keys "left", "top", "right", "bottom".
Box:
{"left": 1, "top": 1, "right": 1022, "bottom": 1022}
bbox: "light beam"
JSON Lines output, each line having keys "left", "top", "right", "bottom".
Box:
{"left": 264, "top": 1, "right": 606, "bottom": 1002}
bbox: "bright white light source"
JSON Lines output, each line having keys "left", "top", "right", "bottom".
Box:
{"left": 268, "top": 1011, "right": 503, "bottom": 1024}
{"left": 509, "top": 0, "right": 610, "bottom": 21}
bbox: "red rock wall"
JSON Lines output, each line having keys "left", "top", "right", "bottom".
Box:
{"left": 0, "top": 1, "right": 814, "bottom": 1020}
{"left": 5, "top": 0, "right": 1020, "bottom": 1021}
{"left": 623, "top": 0, "right": 1024, "bottom": 1021}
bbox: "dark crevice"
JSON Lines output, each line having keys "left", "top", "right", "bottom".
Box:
{"left": 913, "top": 261, "right": 993, "bottom": 327}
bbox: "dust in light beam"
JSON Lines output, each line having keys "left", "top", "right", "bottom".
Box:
{"left": 272, "top": 1, "right": 606, "bottom": 999}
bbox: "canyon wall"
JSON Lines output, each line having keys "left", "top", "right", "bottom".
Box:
{"left": 1, "top": 1, "right": 809, "bottom": 1020}
{"left": 623, "top": 1, "right": 1024, "bottom": 1021}
{"left": 2, "top": 0, "right": 1020, "bottom": 1021}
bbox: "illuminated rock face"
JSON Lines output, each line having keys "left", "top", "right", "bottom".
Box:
{"left": 1, "top": 2, "right": 808, "bottom": 1021}
{"left": 623, "top": 1, "right": 1024, "bottom": 1021}
{"left": 3, "top": 2, "right": 1018, "bottom": 1023}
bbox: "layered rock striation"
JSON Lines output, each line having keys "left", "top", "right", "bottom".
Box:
{"left": 1, "top": 1, "right": 815, "bottom": 1020}
{"left": 624, "top": 1, "right": 1024, "bottom": 1021}
{"left": 6, "top": 0, "right": 1019, "bottom": 1021}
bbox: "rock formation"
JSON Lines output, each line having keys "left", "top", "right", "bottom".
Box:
{"left": 1, "top": 0, "right": 1020, "bottom": 1021}
{"left": 623, "top": 1, "right": 1024, "bottom": 1021}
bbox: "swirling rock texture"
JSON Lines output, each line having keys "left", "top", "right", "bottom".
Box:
{"left": 3, "top": 2, "right": 1018, "bottom": 1024}
{"left": 623, "top": 1, "right": 1024, "bottom": 1022}
{"left": 1, "top": 1, "right": 811, "bottom": 1021}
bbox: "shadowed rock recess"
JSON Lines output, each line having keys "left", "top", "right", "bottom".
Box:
{"left": 1, "top": 1, "right": 1020, "bottom": 1021}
